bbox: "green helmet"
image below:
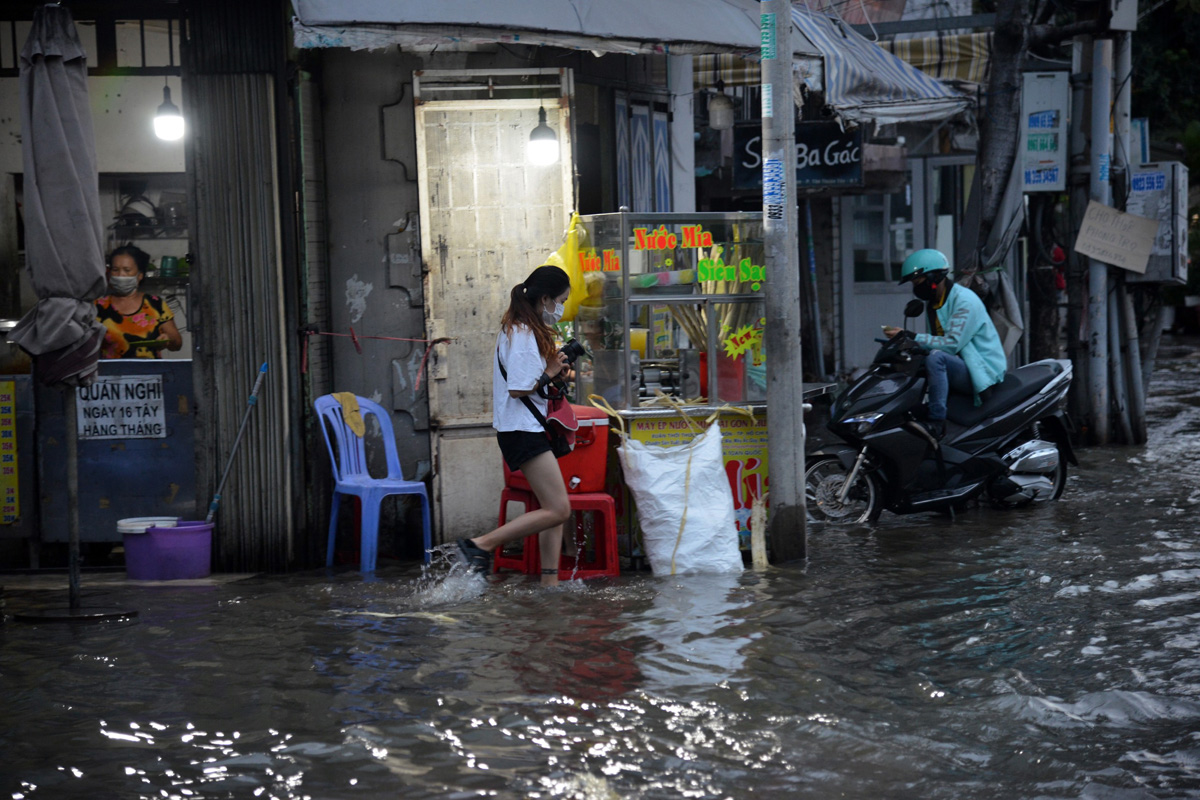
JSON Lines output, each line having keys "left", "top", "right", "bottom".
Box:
{"left": 898, "top": 249, "right": 950, "bottom": 284}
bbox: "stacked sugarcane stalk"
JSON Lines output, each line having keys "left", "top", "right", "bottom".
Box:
{"left": 667, "top": 242, "right": 758, "bottom": 352}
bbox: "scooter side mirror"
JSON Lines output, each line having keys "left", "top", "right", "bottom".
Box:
{"left": 903, "top": 299, "right": 925, "bottom": 319}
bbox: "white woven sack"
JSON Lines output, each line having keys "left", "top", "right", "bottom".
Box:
{"left": 619, "top": 422, "right": 743, "bottom": 575}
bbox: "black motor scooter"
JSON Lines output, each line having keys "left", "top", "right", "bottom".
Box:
{"left": 806, "top": 300, "right": 1077, "bottom": 523}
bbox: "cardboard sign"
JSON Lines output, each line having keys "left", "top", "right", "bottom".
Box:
{"left": 1073, "top": 201, "right": 1159, "bottom": 273}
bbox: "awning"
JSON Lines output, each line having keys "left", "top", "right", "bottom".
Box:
{"left": 790, "top": 7, "right": 973, "bottom": 127}
{"left": 292, "top": 0, "right": 972, "bottom": 129}
{"left": 291, "top": 0, "right": 822, "bottom": 59}
{"left": 694, "top": 54, "right": 764, "bottom": 89}
{"left": 880, "top": 32, "right": 992, "bottom": 86}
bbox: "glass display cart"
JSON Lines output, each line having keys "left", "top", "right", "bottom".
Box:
{"left": 571, "top": 212, "right": 791, "bottom": 549}
{"left": 574, "top": 212, "right": 769, "bottom": 411}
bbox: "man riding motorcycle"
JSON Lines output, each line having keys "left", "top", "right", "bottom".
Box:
{"left": 882, "top": 249, "right": 1006, "bottom": 440}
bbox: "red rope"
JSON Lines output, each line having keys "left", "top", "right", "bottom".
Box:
{"left": 300, "top": 328, "right": 455, "bottom": 392}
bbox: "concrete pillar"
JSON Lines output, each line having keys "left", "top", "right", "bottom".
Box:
{"left": 668, "top": 55, "right": 696, "bottom": 212}
{"left": 761, "top": 0, "right": 806, "bottom": 561}
{"left": 1086, "top": 38, "right": 1112, "bottom": 444}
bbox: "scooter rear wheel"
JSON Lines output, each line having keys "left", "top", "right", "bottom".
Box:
{"left": 805, "top": 457, "right": 883, "bottom": 524}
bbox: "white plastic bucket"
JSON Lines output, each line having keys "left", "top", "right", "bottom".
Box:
{"left": 117, "top": 516, "right": 179, "bottom": 535}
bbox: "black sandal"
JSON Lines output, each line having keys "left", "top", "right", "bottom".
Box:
{"left": 541, "top": 568, "right": 559, "bottom": 575}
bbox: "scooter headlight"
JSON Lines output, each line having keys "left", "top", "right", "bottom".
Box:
{"left": 840, "top": 412, "right": 883, "bottom": 435}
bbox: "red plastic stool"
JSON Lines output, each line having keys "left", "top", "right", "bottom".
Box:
{"left": 494, "top": 485, "right": 541, "bottom": 574}
{"left": 493, "top": 489, "right": 620, "bottom": 580}
{"left": 532, "top": 492, "right": 620, "bottom": 580}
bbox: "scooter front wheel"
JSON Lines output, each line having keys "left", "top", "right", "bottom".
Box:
{"left": 805, "top": 457, "right": 883, "bottom": 524}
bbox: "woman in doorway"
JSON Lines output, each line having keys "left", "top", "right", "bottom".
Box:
{"left": 455, "top": 265, "right": 573, "bottom": 586}
{"left": 96, "top": 244, "right": 183, "bottom": 359}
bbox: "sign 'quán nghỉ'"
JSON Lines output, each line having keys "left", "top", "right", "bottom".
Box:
{"left": 1073, "top": 200, "right": 1160, "bottom": 274}
{"left": 76, "top": 375, "right": 167, "bottom": 439}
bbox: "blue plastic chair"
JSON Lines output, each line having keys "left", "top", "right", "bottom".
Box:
{"left": 314, "top": 394, "right": 432, "bottom": 571}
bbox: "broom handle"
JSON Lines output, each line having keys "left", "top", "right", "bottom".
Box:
{"left": 206, "top": 362, "right": 269, "bottom": 524}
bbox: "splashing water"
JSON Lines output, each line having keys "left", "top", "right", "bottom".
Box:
{"left": 406, "top": 543, "right": 489, "bottom": 607}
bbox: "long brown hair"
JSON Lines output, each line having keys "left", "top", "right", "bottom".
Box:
{"left": 501, "top": 265, "right": 570, "bottom": 361}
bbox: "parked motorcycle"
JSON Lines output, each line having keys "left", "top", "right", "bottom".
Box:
{"left": 806, "top": 300, "right": 1077, "bottom": 523}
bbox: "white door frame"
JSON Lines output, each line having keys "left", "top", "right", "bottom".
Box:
{"left": 414, "top": 69, "right": 575, "bottom": 541}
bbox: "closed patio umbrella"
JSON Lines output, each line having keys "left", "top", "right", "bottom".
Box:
{"left": 9, "top": 3, "right": 127, "bottom": 619}
{"left": 10, "top": 3, "right": 106, "bottom": 381}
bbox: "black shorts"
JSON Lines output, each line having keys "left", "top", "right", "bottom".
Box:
{"left": 497, "top": 430, "right": 553, "bottom": 472}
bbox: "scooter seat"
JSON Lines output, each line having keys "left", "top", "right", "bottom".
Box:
{"left": 945, "top": 361, "right": 1065, "bottom": 427}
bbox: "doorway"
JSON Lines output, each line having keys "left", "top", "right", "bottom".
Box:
{"left": 414, "top": 69, "right": 575, "bottom": 539}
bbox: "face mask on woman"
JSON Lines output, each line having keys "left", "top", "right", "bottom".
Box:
{"left": 542, "top": 300, "right": 565, "bottom": 326}
{"left": 108, "top": 276, "right": 139, "bottom": 296}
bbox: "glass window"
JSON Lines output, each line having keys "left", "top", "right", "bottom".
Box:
{"left": 115, "top": 20, "right": 143, "bottom": 68}
{"left": 930, "top": 163, "right": 973, "bottom": 266}
{"left": 849, "top": 182, "right": 913, "bottom": 283}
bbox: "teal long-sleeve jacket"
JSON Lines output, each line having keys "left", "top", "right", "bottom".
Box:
{"left": 914, "top": 283, "right": 1007, "bottom": 401}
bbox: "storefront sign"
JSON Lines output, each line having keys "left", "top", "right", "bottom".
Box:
{"left": 734, "top": 122, "right": 864, "bottom": 190}
{"left": 578, "top": 249, "right": 622, "bottom": 272}
{"left": 633, "top": 224, "right": 715, "bottom": 251}
{"left": 697, "top": 256, "right": 766, "bottom": 289}
{"left": 76, "top": 375, "right": 167, "bottom": 440}
{"left": 0, "top": 381, "right": 16, "bottom": 523}
{"left": 1125, "top": 162, "right": 1188, "bottom": 284}
{"left": 1020, "top": 72, "right": 1068, "bottom": 192}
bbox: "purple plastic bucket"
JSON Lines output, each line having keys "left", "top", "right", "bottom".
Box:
{"left": 124, "top": 521, "right": 213, "bottom": 580}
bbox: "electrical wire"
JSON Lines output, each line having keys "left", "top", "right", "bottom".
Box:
{"left": 857, "top": 0, "right": 879, "bottom": 42}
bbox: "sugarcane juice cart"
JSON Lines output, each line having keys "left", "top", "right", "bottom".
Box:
{"left": 571, "top": 211, "right": 832, "bottom": 557}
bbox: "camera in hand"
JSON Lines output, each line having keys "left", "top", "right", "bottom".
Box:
{"left": 560, "top": 338, "right": 588, "bottom": 365}
{"left": 543, "top": 338, "right": 589, "bottom": 397}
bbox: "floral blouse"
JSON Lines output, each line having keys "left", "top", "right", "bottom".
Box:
{"left": 96, "top": 295, "right": 175, "bottom": 359}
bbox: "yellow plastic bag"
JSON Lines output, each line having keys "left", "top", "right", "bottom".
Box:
{"left": 541, "top": 212, "right": 589, "bottom": 322}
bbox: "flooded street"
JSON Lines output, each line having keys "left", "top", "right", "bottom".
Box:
{"left": 5, "top": 340, "right": 1200, "bottom": 799}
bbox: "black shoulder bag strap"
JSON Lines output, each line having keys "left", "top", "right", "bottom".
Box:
{"left": 496, "top": 345, "right": 552, "bottom": 433}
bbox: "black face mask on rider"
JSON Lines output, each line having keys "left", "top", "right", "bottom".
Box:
{"left": 912, "top": 279, "right": 938, "bottom": 302}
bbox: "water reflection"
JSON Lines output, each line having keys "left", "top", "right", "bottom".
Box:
{"left": 5, "top": 342, "right": 1200, "bottom": 797}
{"left": 624, "top": 573, "right": 760, "bottom": 690}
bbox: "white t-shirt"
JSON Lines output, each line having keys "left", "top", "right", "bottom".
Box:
{"left": 493, "top": 325, "right": 549, "bottom": 432}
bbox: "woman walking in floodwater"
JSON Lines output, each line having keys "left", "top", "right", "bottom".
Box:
{"left": 455, "top": 265, "right": 573, "bottom": 586}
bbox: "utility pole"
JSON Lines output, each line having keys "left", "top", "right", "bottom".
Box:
{"left": 1112, "top": 30, "right": 1147, "bottom": 444}
{"left": 1086, "top": 37, "right": 1112, "bottom": 444}
{"left": 761, "top": 0, "right": 806, "bottom": 562}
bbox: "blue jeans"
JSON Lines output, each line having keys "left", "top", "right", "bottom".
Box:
{"left": 926, "top": 349, "right": 972, "bottom": 420}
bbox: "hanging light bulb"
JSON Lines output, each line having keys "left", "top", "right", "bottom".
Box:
{"left": 154, "top": 84, "right": 185, "bottom": 141}
{"left": 708, "top": 86, "right": 734, "bottom": 132}
{"left": 528, "top": 106, "right": 558, "bottom": 165}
